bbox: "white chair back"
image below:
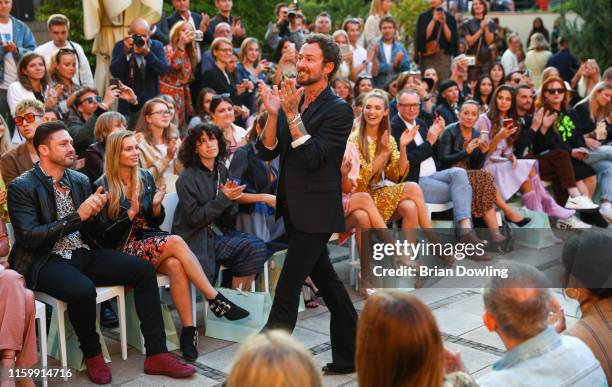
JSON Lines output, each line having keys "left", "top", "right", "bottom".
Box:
{"left": 160, "top": 192, "right": 179, "bottom": 233}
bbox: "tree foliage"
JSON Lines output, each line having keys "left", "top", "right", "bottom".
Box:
{"left": 391, "top": 0, "right": 429, "bottom": 45}
{"left": 561, "top": 0, "right": 611, "bottom": 69}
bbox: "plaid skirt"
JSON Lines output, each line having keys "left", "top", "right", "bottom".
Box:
{"left": 213, "top": 230, "right": 268, "bottom": 277}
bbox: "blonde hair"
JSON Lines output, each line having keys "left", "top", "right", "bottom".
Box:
{"left": 369, "top": 0, "right": 390, "bottom": 16}
{"left": 94, "top": 111, "right": 127, "bottom": 142}
{"left": 332, "top": 29, "right": 349, "bottom": 45}
{"left": 133, "top": 98, "right": 174, "bottom": 144}
{"left": 238, "top": 38, "right": 261, "bottom": 67}
{"left": 15, "top": 99, "right": 45, "bottom": 117}
{"left": 104, "top": 130, "right": 140, "bottom": 220}
{"left": 169, "top": 21, "right": 197, "bottom": 68}
{"left": 226, "top": 330, "right": 322, "bottom": 387}
{"left": 357, "top": 91, "right": 390, "bottom": 163}
{"left": 48, "top": 48, "right": 77, "bottom": 81}
{"left": 0, "top": 115, "right": 13, "bottom": 156}
{"left": 210, "top": 37, "right": 233, "bottom": 59}
{"left": 586, "top": 81, "right": 612, "bottom": 123}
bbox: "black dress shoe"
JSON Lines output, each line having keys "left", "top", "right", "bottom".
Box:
{"left": 100, "top": 301, "right": 118, "bottom": 328}
{"left": 322, "top": 363, "right": 355, "bottom": 375}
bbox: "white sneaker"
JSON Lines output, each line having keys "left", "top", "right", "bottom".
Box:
{"left": 600, "top": 206, "right": 612, "bottom": 223}
{"left": 565, "top": 195, "right": 599, "bottom": 210}
{"left": 557, "top": 216, "right": 592, "bottom": 229}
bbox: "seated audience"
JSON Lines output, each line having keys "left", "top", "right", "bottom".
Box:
{"left": 95, "top": 130, "right": 249, "bottom": 361}
{"left": 476, "top": 261, "right": 606, "bottom": 386}
{"left": 48, "top": 48, "right": 81, "bottom": 122}
{"left": 236, "top": 38, "right": 266, "bottom": 114}
{"left": 173, "top": 123, "right": 268, "bottom": 290}
{"left": 571, "top": 58, "right": 600, "bottom": 99}
{"left": 201, "top": 37, "right": 236, "bottom": 96}
{"left": 1, "top": 100, "right": 43, "bottom": 186}
{"left": 0, "top": 116, "right": 12, "bottom": 222}
{"left": 188, "top": 88, "right": 215, "bottom": 130}
{"left": 356, "top": 292, "right": 475, "bottom": 387}
{"left": 333, "top": 77, "right": 353, "bottom": 105}
{"left": 7, "top": 53, "right": 51, "bottom": 117}
{"left": 435, "top": 80, "right": 461, "bottom": 125}
{"left": 134, "top": 98, "right": 183, "bottom": 190}
{"left": 489, "top": 62, "right": 506, "bottom": 90}
{"left": 7, "top": 121, "right": 196, "bottom": 384}
{"left": 226, "top": 330, "right": 322, "bottom": 387}
{"left": 110, "top": 18, "right": 170, "bottom": 115}
{"left": 209, "top": 94, "right": 247, "bottom": 166}
{"left": 473, "top": 74, "right": 494, "bottom": 112}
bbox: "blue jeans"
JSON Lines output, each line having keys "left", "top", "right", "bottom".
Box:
{"left": 585, "top": 145, "right": 612, "bottom": 201}
{"left": 419, "top": 167, "right": 472, "bottom": 223}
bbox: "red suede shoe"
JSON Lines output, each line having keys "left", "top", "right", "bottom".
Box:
{"left": 84, "top": 354, "right": 112, "bottom": 384}
{"left": 144, "top": 353, "right": 196, "bottom": 378}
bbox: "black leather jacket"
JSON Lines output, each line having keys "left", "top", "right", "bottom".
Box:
{"left": 7, "top": 163, "right": 95, "bottom": 289}
{"left": 437, "top": 122, "right": 487, "bottom": 170}
{"left": 93, "top": 169, "right": 165, "bottom": 251}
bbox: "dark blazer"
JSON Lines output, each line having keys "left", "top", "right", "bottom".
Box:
{"left": 545, "top": 48, "right": 578, "bottom": 83}
{"left": 437, "top": 122, "right": 486, "bottom": 170}
{"left": 173, "top": 161, "right": 238, "bottom": 282}
{"left": 201, "top": 63, "right": 235, "bottom": 97}
{"left": 92, "top": 169, "right": 164, "bottom": 251}
{"left": 7, "top": 164, "right": 94, "bottom": 289}
{"left": 391, "top": 115, "right": 438, "bottom": 183}
{"left": 229, "top": 141, "right": 279, "bottom": 214}
{"left": 109, "top": 39, "right": 169, "bottom": 115}
{"left": 150, "top": 11, "right": 169, "bottom": 45}
{"left": 256, "top": 86, "right": 352, "bottom": 233}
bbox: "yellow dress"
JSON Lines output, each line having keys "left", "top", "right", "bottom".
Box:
{"left": 348, "top": 132, "right": 408, "bottom": 223}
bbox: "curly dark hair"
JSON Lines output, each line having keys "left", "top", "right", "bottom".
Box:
{"left": 178, "top": 123, "right": 228, "bottom": 168}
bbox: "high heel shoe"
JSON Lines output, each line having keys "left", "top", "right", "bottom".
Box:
{"left": 486, "top": 235, "right": 514, "bottom": 253}
{"left": 208, "top": 292, "right": 250, "bottom": 321}
{"left": 506, "top": 216, "right": 531, "bottom": 227}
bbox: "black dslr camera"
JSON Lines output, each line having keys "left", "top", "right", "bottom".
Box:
{"left": 132, "top": 34, "right": 146, "bottom": 48}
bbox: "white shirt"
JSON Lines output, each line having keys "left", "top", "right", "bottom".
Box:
{"left": 35, "top": 40, "right": 95, "bottom": 87}
{"left": 383, "top": 43, "right": 393, "bottom": 64}
{"left": 351, "top": 43, "right": 371, "bottom": 76}
{"left": 0, "top": 19, "right": 17, "bottom": 89}
{"left": 501, "top": 49, "right": 519, "bottom": 75}
{"left": 7, "top": 81, "right": 36, "bottom": 117}
{"left": 401, "top": 117, "right": 437, "bottom": 177}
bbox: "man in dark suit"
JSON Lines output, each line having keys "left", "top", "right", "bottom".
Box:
{"left": 545, "top": 36, "right": 579, "bottom": 83}
{"left": 391, "top": 89, "right": 485, "bottom": 248}
{"left": 109, "top": 18, "right": 169, "bottom": 115}
{"left": 256, "top": 34, "right": 357, "bottom": 374}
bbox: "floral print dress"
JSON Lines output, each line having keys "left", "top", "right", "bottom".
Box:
{"left": 123, "top": 212, "right": 169, "bottom": 266}
{"left": 160, "top": 45, "right": 195, "bottom": 130}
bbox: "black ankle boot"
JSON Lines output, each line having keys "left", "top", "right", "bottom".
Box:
{"left": 208, "top": 293, "right": 250, "bottom": 321}
{"left": 179, "top": 326, "right": 199, "bottom": 361}
{"left": 100, "top": 301, "right": 118, "bottom": 328}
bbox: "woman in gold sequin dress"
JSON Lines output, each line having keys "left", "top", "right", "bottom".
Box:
{"left": 348, "top": 91, "right": 433, "bottom": 244}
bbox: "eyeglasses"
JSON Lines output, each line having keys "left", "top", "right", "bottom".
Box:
{"left": 545, "top": 88, "right": 566, "bottom": 95}
{"left": 15, "top": 113, "right": 43, "bottom": 126}
{"left": 216, "top": 47, "right": 233, "bottom": 53}
{"left": 212, "top": 93, "right": 231, "bottom": 101}
{"left": 148, "top": 110, "right": 172, "bottom": 116}
{"left": 398, "top": 103, "right": 420, "bottom": 109}
{"left": 79, "top": 95, "right": 102, "bottom": 105}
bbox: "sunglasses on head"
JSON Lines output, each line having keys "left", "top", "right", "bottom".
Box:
{"left": 15, "top": 113, "right": 43, "bottom": 126}
{"left": 545, "top": 88, "right": 566, "bottom": 95}
{"left": 79, "top": 95, "right": 102, "bottom": 105}
{"left": 56, "top": 47, "right": 76, "bottom": 59}
{"left": 212, "top": 93, "right": 231, "bottom": 101}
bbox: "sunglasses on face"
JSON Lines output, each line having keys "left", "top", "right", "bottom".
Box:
{"left": 79, "top": 95, "right": 102, "bottom": 105}
{"left": 545, "top": 88, "right": 566, "bottom": 95}
{"left": 15, "top": 113, "right": 43, "bottom": 126}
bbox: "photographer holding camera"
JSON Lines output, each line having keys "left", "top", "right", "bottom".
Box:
{"left": 110, "top": 18, "right": 169, "bottom": 115}
{"left": 265, "top": 2, "right": 305, "bottom": 51}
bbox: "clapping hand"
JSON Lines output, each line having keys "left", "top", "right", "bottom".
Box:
{"left": 258, "top": 81, "right": 281, "bottom": 116}
{"left": 400, "top": 125, "right": 419, "bottom": 148}
{"left": 278, "top": 78, "right": 304, "bottom": 117}
{"left": 220, "top": 179, "right": 246, "bottom": 201}
{"left": 152, "top": 184, "right": 166, "bottom": 208}
{"left": 78, "top": 187, "right": 108, "bottom": 221}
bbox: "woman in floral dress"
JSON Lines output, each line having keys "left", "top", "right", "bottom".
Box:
{"left": 160, "top": 21, "right": 196, "bottom": 131}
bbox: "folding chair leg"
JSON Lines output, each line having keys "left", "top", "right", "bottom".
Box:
{"left": 117, "top": 293, "right": 127, "bottom": 360}
{"left": 56, "top": 305, "right": 68, "bottom": 372}
{"left": 263, "top": 261, "right": 269, "bottom": 294}
{"left": 190, "top": 284, "right": 197, "bottom": 326}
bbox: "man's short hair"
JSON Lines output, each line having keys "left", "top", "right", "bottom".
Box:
{"left": 33, "top": 121, "right": 69, "bottom": 155}
{"left": 303, "top": 34, "right": 341, "bottom": 80}
{"left": 15, "top": 99, "right": 44, "bottom": 118}
{"left": 275, "top": 2, "right": 287, "bottom": 16}
{"left": 396, "top": 88, "right": 420, "bottom": 102}
{"left": 483, "top": 261, "right": 552, "bottom": 341}
{"left": 507, "top": 32, "right": 520, "bottom": 45}
{"left": 343, "top": 17, "right": 361, "bottom": 31}
{"left": 73, "top": 87, "right": 99, "bottom": 106}
{"left": 316, "top": 12, "right": 331, "bottom": 21}
{"left": 379, "top": 15, "right": 397, "bottom": 30}
{"left": 47, "top": 14, "right": 70, "bottom": 30}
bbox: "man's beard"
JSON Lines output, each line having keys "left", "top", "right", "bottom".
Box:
{"left": 297, "top": 70, "right": 324, "bottom": 86}
{"left": 50, "top": 153, "right": 75, "bottom": 168}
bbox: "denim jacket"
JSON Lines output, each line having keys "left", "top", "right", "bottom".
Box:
{"left": 0, "top": 16, "right": 37, "bottom": 83}
{"left": 477, "top": 327, "right": 607, "bottom": 387}
{"left": 373, "top": 40, "right": 410, "bottom": 88}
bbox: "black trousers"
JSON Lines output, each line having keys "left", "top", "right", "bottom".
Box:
{"left": 34, "top": 249, "right": 167, "bottom": 357}
{"left": 264, "top": 208, "right": 357, "bottom": 368}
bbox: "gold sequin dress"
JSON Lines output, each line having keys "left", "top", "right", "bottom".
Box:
{"left": 349, "top": 132, "right": 408, "bottom": 223}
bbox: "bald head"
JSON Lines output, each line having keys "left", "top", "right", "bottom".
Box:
{"left": 214, "top": 22, "right": 232, "bottom": 39}
{"left": 129, "top": 18, "right": 150, "bottom": 36}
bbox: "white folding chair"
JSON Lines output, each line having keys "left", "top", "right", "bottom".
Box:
{"left": 35, "top": 286, "right": 127, "bottom": 371}
{"left": 425, "top": 202, "right": 454, "bottom": 220}
{"left": 35, "top": 300, "right": 48, "bottom": 387}
{"left": 159, "top": 192, "right": 179, "bottom": 234}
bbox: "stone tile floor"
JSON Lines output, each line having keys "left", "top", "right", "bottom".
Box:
{"left": 45, "top": 241, "right": 579, "bottom": 386}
